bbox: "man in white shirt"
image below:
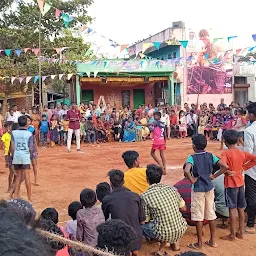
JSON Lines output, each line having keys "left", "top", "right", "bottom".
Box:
{"left": 244, "top": 102, "right": 256, "bottom": 234}
{"left": 59, "top": 104, "right": 69, "bottom": 120}
{"left": 186, "top": 110, "right": 198, "bottom": 136}
{"left": 161, "top": 109, "right": 170, "bottom": 139}
{"left": 7, "top": 109, "right": 16, "bottom": 122}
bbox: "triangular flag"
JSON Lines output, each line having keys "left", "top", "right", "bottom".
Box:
{"left": 15, "top": 49, "right": 22, "bottom": 57}
{"left": 5, "top": 49, "right": 12, "bottom": 57}
{"left": 55, "top": 8, "right": 61, "bottom": 18}
{"left": 87, "top": 28, "right": 93, "bottom": 33}
{"left": 252, "top": 34, "right": 256, "bottom": 42}
{"left": 55, "top": 48, "right": 62, "bottom": 54}
{"left": 32, "top": 48, "right": 40, "bottom": 56}
{"left": 248, "top": 46, "right": 256, "bottom": 52}
{"left": 179, "top": 40, "right": 189, "bottom": 49}
{"left": 37, "top": 0, "right": 45, "bottom": 14}
{"left": 236, "top": 49, "right": 242, "bottom": 55}
{"left": 204, "top": 53, "right": 209, "bottom": 59}
{"left": 42, "top": 76, "right": 47, "bottom": 82}
{"left": 19, "top": 77, "right": 24, "bottom": 84}
{"left": 139, "top": 53, "right": 145, "bottom": 58}
{"left": 81, "top": 25, "right": 88, "bottom": 32}
{"left": 234, "top": 56, "right": 240, "bottom": 62}
{"left": 26, "top": 76, "right": 32, "bottom": 84}
{"left": 120, "top": 44, "right": 129, "bottom": 53}
{"left": 24, "top": 48, "right": 30, "bottom": 53}
{"left": 11, "top": 77, "right": 16, "bottom": 84}
{"left": 213, "top": 38, "right": 223, "bottom": 43}
{"left": 249, "top": 56, "right": 255, "bottom": 61}
{"left": 42, "top": 2, "right": 51, "bottom": 16}
{"left": 94, "top": 71, "right": 98, "bottom": 78}
{"left": 153, "top": 42, "right": 161, "bottom": 50}
{"left": 142, "top": 43, "right": 152, "bottom": 53}
{"left": 103, "top": 61, "right": 108, "bottom": 68}
{"left": 59, "top": 74, "right": 64, "bottom": 80}
{"left": 34, "top": 75, "right": 39, "bottom": 84}
{"left": 86, "top": 71, "right": 90, "bottom": 78}
{"left": 85, "top": 49, "right": 92, "bottom": 56}
{"left": 227, "top": 36, "right": 237, "bottom": 42}
{"left": 67, "top": 74, "right": 73, "bottom": 80}
{"left": 51, "top": 75, "right": 56, "bottom": 80}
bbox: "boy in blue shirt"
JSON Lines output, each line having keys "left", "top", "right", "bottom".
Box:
{"left": 39, "top": 114, "right": 49, "bottom": 147}
{"left": 184, "top": 134, "right": 228, "bottom": 250}
{"left": 11, "top": 115, "right": 34, "bottom": 202}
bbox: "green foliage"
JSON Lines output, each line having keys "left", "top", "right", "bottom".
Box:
{"left": 0, "top": 0, "right": 93, "bottom": 96}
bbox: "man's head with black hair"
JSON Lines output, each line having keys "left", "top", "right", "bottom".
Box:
{"left": 96, "top": 182, "right": 111, "bottom": 203}
{"left": 97, "top": 219, "right": 137, "bottom": 255}
{"left": 40, "top": 208, "right": 59, "bottom": 224}
{"left": 0, "top": 207, "right": 54, "bottom": 255}
{"left": 146, "top": 164, "right": 163, "bottom": 185}
{"left": 68, "top": 201, "right": 82, "bottom": 221}
{"left": 122, "top": 150, "right": 140, "bottom": 168}
{"left": 108, "top": 170, "right": 124, "bottom": 188}
{"left": 80, "top": 188, "right": 97, "bottom": 208}
{"left": 223, "top": 129, "right": 239, "bottom": 146}
{"left": 247, "top": 102, "right": 256, "bottom": 123}
{"left": 18, "top": 115, "right": 28, "bottom": 128}
{"left": 192, "top": 134, "right": 207, "bottom": 151}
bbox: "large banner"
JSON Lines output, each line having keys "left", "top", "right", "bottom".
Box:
{"left": 186, "top": 28, "right": 232, "bottom": 94}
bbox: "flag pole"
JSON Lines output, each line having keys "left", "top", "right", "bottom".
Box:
{"left": 38, "top": 12, "right": 42, "bottom": 108}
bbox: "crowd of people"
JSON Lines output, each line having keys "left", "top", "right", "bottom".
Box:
{"left": 0, "top": 100, "right": 256, "bottom": 256}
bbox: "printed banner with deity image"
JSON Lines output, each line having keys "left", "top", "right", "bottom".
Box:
{"left": 186, "top": 28, "right": 233, "bottom": 94}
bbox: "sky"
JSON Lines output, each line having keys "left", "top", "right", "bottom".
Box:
{"left": 87, "top": 0, "right": 256, "bottom": 48}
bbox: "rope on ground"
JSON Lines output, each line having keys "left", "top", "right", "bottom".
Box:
{"left": 36, "top": 229, "right": 116, "bottom": 256}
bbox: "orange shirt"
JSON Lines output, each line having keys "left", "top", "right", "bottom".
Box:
{"left": 221, "top": 148, "right": 256, "bottom": 188}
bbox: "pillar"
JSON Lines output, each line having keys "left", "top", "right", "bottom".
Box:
{"left": 168, "top": 73, "right": 175, "bottom": 105}
{"left": 76, "top": 74, "right": 81, "bottom": 105}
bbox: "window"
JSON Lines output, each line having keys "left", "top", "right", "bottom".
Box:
{"left": 173, "top": 52, "right": 177, "bottom": 58}
{"left": 168, "top": 53, "right": 172, "bottom": 59}
{"left": 234, "top": 76, "right": 246, "bottom": 84}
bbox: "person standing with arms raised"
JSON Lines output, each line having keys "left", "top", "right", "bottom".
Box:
{"left": 67, "top": 102, "right": 81, "bottom": 152}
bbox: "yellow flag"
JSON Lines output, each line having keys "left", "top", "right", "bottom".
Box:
{"left": 37, "top": 0, "right": 45, "bottom": 14}
{"left": 142, "top": 43, "right": 152, "bottom": 53}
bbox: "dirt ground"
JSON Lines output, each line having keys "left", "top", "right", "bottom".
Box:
{"left": 0, "top": 138, "right": 255, "bottom": 256}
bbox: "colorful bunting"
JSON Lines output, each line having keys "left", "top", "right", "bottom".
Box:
{"left": 34, "top": 75, "right": 39, "bottom": 84}
{"left": 51, "top": 75, "right": 56, "bottom": 79}
{"left": 94, "top": 71, "right": 98, "bottom": 78}
{"left": 26, "top": 76, "right": 32, "bottom": 84}
{"left": 11, "top": 77, "right": 16, "bottom": 84}
{"left": 227, "top": 36, "right": 237, "bottom": 42}
{"left": 19, "top": 77, "right": 24, "bottom": 84}
{"left": 42, "top": 2, "right": 51, "bottom": 16}
{"left": 236, "top": 49, "right": 242, "bottom": 55}
{"left": 37, "top": 0, "right": 45, "bottom": 14}
{"left": 67, "top": 74, "right": 73, "bottom": 80}
{"left": 213, "top": 38, "right": 223, "bottom": 43}
{"left": 252, "top": 34, "right": 256, "bottom": 42}
{"left": 42, "top": 76, "right": 47, "bottom": 82}
{"left": 59, "top": 74, "right": 64, "bottom": 80}
{"left": 81, "top": 25, "right": 88, "bottom": 32}
{"left": 86, "top": 71, "right": 90, "bottom": 78}
{"left": 248, "top": 46, "right": 256, "bottom": 52}
{"left": 142, "top": 43, "right": 152, "bottom": 53}
{"left": 24, "top": 48, "right": 30, "bottom": 53}
{"left": 153, "top": 42, "right": 161, "bottom": 50}
{"left": 179, "top": 40, "right": 189, "bottom": 49}
{"left": 15, "top": 49, "right": 22, "bottom": 57}
{"left": 5, "top": 49, "right": 12, "bottom": 57}
{"left": 32, "top": 48, "right": 40, "bottom": 56}
{"left": 55, "top": 8, "right": 61, "bottom": 18}
{"left": 120, "top": 44, "right": 129, "bottom": 53}
{"left": 103, "top": 61, "right": 108, "bottom": 68}
{"left": 55, "top": 48, "right": 62, "bottom": 54}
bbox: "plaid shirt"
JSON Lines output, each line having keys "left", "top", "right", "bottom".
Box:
{"left": 141, "top": 183, "right": 187, "bottom": 242}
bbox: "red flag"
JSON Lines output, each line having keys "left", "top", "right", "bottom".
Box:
{"left": 32, "top": 48, "right": 40, "bottom": 56}
{"left": 236, "top": 49, "right": 242, "bottom": 55}
{"left": 55, "top": 8, "right": 61, "bottom": 18}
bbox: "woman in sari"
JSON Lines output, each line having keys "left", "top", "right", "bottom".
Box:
{"left": 122, "top": 116, "right": 136, "bottom": 142}
{"left": 139, "top": 112, "right": 150, "bottom": 140}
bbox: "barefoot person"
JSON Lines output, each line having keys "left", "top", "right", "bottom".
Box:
{"left": 67, "top": 102, "right": 81, "bottom": 152}
{"left": 11, "top": 115, "right": 33, "bottom": 202}
{"left": 184, "top": 134, "right": 228, "bottom": 249}
{"left": 244, "top": 102, "right": 256, "bottom": 234}
{"left": 141, "top": 164, "right": 187, "bottom": 254}
{"left": 212, "top": 130, "right": 256, "bottom": 241}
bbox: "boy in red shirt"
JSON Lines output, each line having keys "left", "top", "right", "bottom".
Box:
{"left": 212, "top": 129, "right": 256, "bottom": 241}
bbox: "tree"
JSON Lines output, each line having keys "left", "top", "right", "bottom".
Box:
{"left": 0, "top": 0, "right": 93, "bottom": 114}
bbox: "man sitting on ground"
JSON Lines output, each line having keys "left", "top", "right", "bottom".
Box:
{"left": 122, "top": 150, "right": 149, "bottom": 194}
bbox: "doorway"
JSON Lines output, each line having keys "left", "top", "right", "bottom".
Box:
{"left": 133, "top": 89, "right": 145, "bottom": 109}
{"left": 82, "top": 90, "right": 94, "bottom": 104}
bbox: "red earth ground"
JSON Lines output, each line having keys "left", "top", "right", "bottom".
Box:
{"left": 0, "top": 138, "right": 255, "bottom": 256}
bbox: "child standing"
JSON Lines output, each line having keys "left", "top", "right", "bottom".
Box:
{"left": 39, "top": 114, "right": 49, "bottom": 147}
{"left": 184, "top": 134, "right": 228, "bottom": 250}
{"left": 11, "top": 115, "right": 33, "bottom": 202}
{"left": 26, "top": 115, "right": 39, "bottom": 186}
{"left": 50, "top": 114, "right": 59, "bottom": 147}
{"left": 76, "top": 188, "right": 105, "bottom": 246}
{"left": 212, "top": 130, "right": 256, "bottom": 241}
{"left": 80, "top": 117, "right": 86, "bottom": 142}
{"left": 60, "top": 114, "right": 69, "bottom": 145}
{"left": 1, "top": 122, "right": 12, "bottom": 170}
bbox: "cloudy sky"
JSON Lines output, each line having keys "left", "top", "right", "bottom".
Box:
{"left": 88, "top": 0, "right": 256, "bottom": 48}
